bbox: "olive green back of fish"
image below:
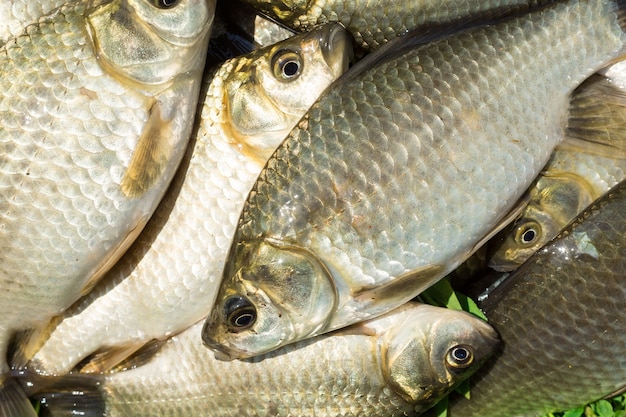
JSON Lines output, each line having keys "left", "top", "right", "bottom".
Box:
{"left": 446, "top": 179, "right": 626, "bottom": 417}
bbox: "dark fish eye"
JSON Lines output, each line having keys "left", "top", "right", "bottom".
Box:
{"left": 272, "top": 50, "right": 302, "bottom": 81}
{"left": 152, "top": 0, "right": 179, "bottom": 9}
{"left": 223, "top": 296, "right": 257, "bottom": 331}
{"left": 446, "top": 345, "right": 474, "bottom": 369}
{"left": 515, "top": 222, "right": 540, "bottom": 246}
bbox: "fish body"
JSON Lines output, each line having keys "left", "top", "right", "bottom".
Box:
{"left": 239, "top": 0, "right": 551, "bottom": 50}
{"left": 22, "top": 23, "right": 352, "bottom": 376}
{"left": 0, "top": 0, "right": 68, "bottom": 45}
{"left": 0, "top": 0, "right": 214, "bottom": 389}
{"left": 203, "top": 0, "right": 626, "bottom": 359}
{"left": 489, "top": 73, "right": 626, "bottom": 271}
{"left": 32, "top": 303, "right": 499, "bottom": 417}
{"left": 445, "top": 179, "right": 626, "bottom": 417}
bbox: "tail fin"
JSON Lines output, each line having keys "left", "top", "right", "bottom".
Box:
{"left": 13, "top": 371, "right": 105, "bottom": 417}
{"left": 0, "top": 375, "right": 38, "bottom": 417}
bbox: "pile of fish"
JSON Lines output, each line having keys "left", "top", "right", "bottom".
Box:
{"left": 0, "top": 0, "right": 624, "bottom": 416}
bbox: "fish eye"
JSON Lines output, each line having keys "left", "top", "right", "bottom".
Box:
{"left": 152, "top": 0, "right": 179, "bottom": 8}
{"left": 515, "top": 222, "right": 540, "bottom": 246}
{"left": 445, "top": 345, "right": 474, "bottom": 369}
{"left": 272, "top": 50, "right": 302, "bottom": 81}
{"left": 223, "top": 296, "right": 257, "bottom": 331}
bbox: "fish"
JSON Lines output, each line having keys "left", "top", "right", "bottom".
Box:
{"left": 441, "top": 178, "right": 626, "bottom": 417}
{"left": 489, "top": 71, "right": 626, "bottom": 271}
{"left": 28, "top": 303, "right": 500, "bottom": 417}
{"left": 0, "top": 0, "right": 68, "bottom": 45}
{"left": 0, "top": 0, "right": 215, "bottom": 414}
{"left": 238, "top": 0, "right": 553, "bottom": 51}
{"left": 202, "top": 0, "right": 626, "bottom": 360}
{"left": 16, "top": 23, "right": 353, "bottom": 377}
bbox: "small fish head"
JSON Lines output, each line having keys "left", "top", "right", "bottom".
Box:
{"left": 202, "top": 238, "right": 337, "bottom": 359}
{"left": 87, "top": 0, "right": 215, "bottom": 86}
{"left": 488, "top": 206, "right": 554, "bottom": 272}
{"left": 380, "top": 305, "right": 500, "bottom": 405}
{"left": 225, "top": 23, "right": 353, "bottom": 161}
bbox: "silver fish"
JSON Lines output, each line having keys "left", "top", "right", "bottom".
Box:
{"left": 30, "top": 303, "right": 499, "bottom": 417}
{"left": 203, "top": 0, "right": 626, "bottom": 359}
{"left": 18, "top": 23, "right": 352, "bottom": 377}
{"left": 0, "top": 0, "right": 214, "bottom": 413}
{"left": 489, "top": 72, "right": 626, "bottom": 271}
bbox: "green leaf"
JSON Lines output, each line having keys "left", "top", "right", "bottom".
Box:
{"left": 419, "top": 278, "right": 487, "bottom": 320}
{"left": 430, "top": 395, "right": 449, "bottom": 417}
{"left": 454, "top": 379, "right": 472, "bottom": 400}
{"left": 592, "top": 400, "right": 615, "bottom": 417}
{"left": 562, "top": 407, "right": 585, "bottom": 417}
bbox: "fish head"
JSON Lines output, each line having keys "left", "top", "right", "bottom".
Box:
{"left": 488, "top": 176, "right": 593, "bottom": 272}
{"left": 380, "top": 305, "right": 500, "bottom": 405}
{"left": 224, "top": 22, "right": 353, "bottom": 161}
{"left": 202, "top": 238, "right": 337, "bottom": 359}
{"left": 86, "top": 0, "right": 215, "bottom": 86}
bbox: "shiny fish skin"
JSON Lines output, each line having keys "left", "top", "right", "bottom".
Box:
{"left": 0, "top": 0, "right": 214, "bottom": 381}
{"left": 203, "top": 0, "right": 626, "bottom": 359}
{"left": 444, "top": 179, "right": 626, "bottom": 417}
{"left": 33, "top": 303, "right": 499, "bottom": 417}
{"left": 489, "top": 72, "right": 626, "bottom": 271}
{"left": 0, "top": 0, "right": 68, "bottom": 45}
{"left": 22, "top": 24, "right": 352, "bottom": 376}
{"left": 240, "top": 0, "right": 551, "bottom": 50}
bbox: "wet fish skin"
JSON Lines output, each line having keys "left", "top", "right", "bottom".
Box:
{"left": 31, "top": 303, "right": 499, "bottom": 417}
{"left": 0, "top": 0, "right": 68, "bottom": 45}
{"left": 444, "top": 179, "right": 626, "bottom": 417}
{"left": 0, "top": 0, "right": 214, "bottom": 385}
{"left": 239, "top": 0, "right": 551, "bottom": 50}
{"left": 21, "top": 23, "right": 352, "bottom": 376}
{"left": 203, "top": 0, "right": 626, "bottom": 359}
{"left": 489, "top": 73, "right": 626, "bottom": 271}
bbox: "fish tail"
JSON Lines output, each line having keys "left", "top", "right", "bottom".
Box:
{"left": 0, "top": 374, "right": 38, "bottom": 417}
{"left": 18, "top": 371, "right": 105, "bottom": 417}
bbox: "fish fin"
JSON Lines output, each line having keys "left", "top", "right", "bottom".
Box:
{"left": 80, "top": 216, "right": 147, "bottom": 297}
{"left": 22, "top": 372, "right": 105, "bottom": 417}
{"left": 78, "top": 342, "right": 149, "bottom": 374}
{"left": 0, "top": 375, "right": 38, "bottom": 417}
{"left": 9, "top": 318, "right": 62, "bottom": 371}
{"left": 120, "top": 100, "right": 174, "bottom": 198}
{"left": 353, "top": 265, "right": 444, "bottom": 305}
{"left": 564, "top": 71, "right": 626, "bottom": 159}
{"left": 108, "top": 339, "right": 168, "bottom": 373}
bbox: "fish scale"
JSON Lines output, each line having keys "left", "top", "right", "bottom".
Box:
{"left": 0, "top": 0, "right": 215, "bottom": 414}
{"left": 203, "top": 0, "right": 626, "bottom": 359}
{"left": 445, "top": 179, "right": 626, "bottom": 417}
{"left": 20, "top": 24, "right": 352, "bottom": 377}
{"left": 30, "top": 303, "right": 499, "bottom": 417}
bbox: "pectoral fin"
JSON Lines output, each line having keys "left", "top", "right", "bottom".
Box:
{"left": 79, "top": 342, "right": 152, "bottom": 374}
{"left": 353, "top": 265, "right": 443, "bottom": 306}
{"left": 120, "top": 101, "right": 174, "bottom": 198}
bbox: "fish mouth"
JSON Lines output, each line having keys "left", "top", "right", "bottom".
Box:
{"left": 319, "top": 24, "right": 354, "bottom": 77}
